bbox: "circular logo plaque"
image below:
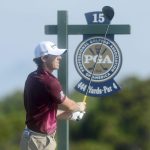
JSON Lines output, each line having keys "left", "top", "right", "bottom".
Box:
{"left": 74, "top": 36, "right": 122, "bottom": 83}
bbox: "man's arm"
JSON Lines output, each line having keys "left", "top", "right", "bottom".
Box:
{"left": 57, "top": 109, "right": 72, "bottom": 120}
{"left": 59, "top": 96, "right": 86, "bottom": 112}
{"left": 57, "top": 96, "right": 86, "bottom": 120}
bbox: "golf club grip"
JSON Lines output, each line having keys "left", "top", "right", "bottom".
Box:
{"left": 83, "top": 95, "right": 87, "bottom": 102}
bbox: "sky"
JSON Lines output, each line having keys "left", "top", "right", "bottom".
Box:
{"left": 0, "top": 0, "right": 150, "bottom": 98}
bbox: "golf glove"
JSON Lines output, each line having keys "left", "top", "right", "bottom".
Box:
{"left": 70, "top": 111, "right": 85, "bottom": 121}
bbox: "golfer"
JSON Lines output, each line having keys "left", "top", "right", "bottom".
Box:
{"left": 20, "top": 41, "right": 86, "bottom": 150}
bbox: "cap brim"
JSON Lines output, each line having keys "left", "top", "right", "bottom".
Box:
{"left": 48, "top": 48, "right": 67, "bottom": 56}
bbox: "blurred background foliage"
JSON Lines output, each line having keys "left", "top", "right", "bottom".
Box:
{"left": 0, "top": 76, "right": 150, "bottom": 150}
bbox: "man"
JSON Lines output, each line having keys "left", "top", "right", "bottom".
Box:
{"left": 20, "top": 41, "right": 86, "bottom": 150}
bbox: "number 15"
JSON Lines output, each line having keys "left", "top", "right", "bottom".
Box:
{"left": 93, "top": 13, "right": 105, "bottom": 23}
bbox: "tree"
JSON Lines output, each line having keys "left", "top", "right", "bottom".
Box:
{"left": 0, "top": 91, "right": 25, "bottom": 150}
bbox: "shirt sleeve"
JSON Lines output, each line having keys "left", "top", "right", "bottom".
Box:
{"left": 42, "top": 76, "right": 66, "bottom": 104}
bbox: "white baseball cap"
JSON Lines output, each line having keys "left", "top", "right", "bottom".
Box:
{"left": 34, "top": 41, "right": 67, "bottom": 59}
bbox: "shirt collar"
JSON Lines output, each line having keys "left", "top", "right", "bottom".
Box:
{"left": 37, "top": 67, "right": 56, "bottom": 78}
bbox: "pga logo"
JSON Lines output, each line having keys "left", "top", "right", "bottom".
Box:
{"left": 74, "top": 36, "right": 122, "bottom": 83}
{"left": 84, "top": 53, "right": 112, "bottom": 64}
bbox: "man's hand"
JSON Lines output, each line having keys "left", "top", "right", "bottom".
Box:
{"left": 77, "top": 102, "right": 86, "bottom": 112}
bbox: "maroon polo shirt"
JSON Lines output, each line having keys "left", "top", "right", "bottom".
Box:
{"left": 24, "top": 67, "right": 65, "bottom": 134}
